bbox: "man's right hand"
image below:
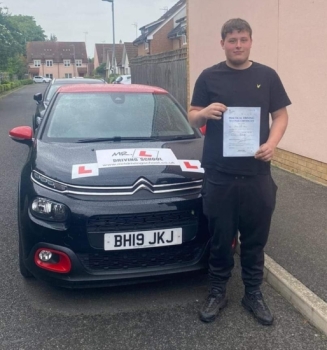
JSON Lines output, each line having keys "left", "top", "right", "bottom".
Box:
{"left": 200, "top": 103, "right": 227, "bottom": 120}
{"left": 188, "top": 103, "right": 227, "bottom": 128}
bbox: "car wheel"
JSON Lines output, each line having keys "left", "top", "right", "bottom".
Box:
{"left": 19, "top": 235, "right": 33, "bottom": 278}
{"left": 18, "top": 197, "right": 33, "bottom": 278}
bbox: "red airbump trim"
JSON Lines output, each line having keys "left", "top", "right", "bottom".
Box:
{"left": 34, "top": 248, "right": 72, "bottom": 273}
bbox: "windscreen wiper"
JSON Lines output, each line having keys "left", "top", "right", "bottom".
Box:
{"left": 76, "top": 136, "right": 160, "bottom": 143}
{"left": 159, "top": 135, "right": 196, "bottom": 140}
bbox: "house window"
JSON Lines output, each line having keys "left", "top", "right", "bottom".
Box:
{"left": 144, "top": 42, "right": 149, "bottom": 51}
{"left": 181, "top": 35, "right": 187, "bottom": 45}
{"left": 46, "top": 60, "right": 53, "bottom": 67}
{"left": 46, "top": 74, "right": 53, "bottom": 79}
{"left": 65, "top": 73, "right": 72, "bottom": 78}
{"left": 63, "top": 60, "right": 71, "bottom": 67}
{"left": 34, "top": 60, "right": 41, "bottom": 67}
{"left": 75, "top": 59, "right": 82, "bottom": 67}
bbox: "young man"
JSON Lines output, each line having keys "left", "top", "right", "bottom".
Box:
{"left": 188, "top": 18, "right": 291, "bottom": 325}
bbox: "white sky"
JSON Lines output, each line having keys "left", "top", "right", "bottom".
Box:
{"left": 4, "top": 0, "right": 178, "bottom": 58}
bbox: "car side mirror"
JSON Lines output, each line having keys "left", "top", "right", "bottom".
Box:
{"left": 34, "top": 93, "right": 42, "bottom": 103}
{"left": 9, "top": 126, "right": 33, "bottom": 145}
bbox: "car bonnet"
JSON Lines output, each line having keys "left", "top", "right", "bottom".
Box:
{"left": 32, "top": 139, "right": 204, "bottom": 188}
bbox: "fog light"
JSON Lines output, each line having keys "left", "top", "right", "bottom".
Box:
{"left": 35, "top": 248, "right": 71, "bottom": 273}
{"left": 38, "top": 250, "right": 52, "bottom": 262}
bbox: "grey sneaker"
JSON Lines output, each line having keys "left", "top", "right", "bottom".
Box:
{"left": 199, "top": 289, "right": 228, "bottom": 323}
{"left": 242, "top": 290, "right": 274, "bottom": 325}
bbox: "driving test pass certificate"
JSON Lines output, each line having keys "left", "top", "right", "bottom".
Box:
{"left": 223, "top": 107, "right": 261, "bottom": 157}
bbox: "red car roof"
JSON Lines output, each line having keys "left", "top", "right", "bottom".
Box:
{"left": 57, "top": 84, "right": 168, "bottom": 94}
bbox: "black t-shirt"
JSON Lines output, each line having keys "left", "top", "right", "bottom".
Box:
{"left": 191, "top": 61, "right": 291, "bottom": 175}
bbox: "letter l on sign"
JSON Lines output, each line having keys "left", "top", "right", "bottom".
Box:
{"left": 183, "top": 161, "right": 198, "bottom": 169}
{"left": 179, "top": 160, "right": 204, "bottom": 173}
{"left": 72, "top": 163, "right": 99, "bottom": 179}
{"left": 78, "top": 166, "right": 92, "bottom": 174}
{"left": 139, "top": 150, "right": 152, "bottom": 157}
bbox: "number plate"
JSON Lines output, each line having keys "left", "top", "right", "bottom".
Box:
{"left": 104, "top": 228, "right": 182, "bottom": 251}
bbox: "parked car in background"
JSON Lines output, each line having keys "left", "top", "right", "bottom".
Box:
{"left": 113, "top": 75, "right": 132, "bottom": 85}
{"left": 33, "top": 76, "right": 52, "bottom": 83}
{"left": 32, "top": 78, "right": 106, "bottom": 131}
{"left": 9, "top": 84, "right": 209, "bottom": 288}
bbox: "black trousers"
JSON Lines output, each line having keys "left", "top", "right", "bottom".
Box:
{"left": 202, "top": 168, "right": 277, "bottom": 292}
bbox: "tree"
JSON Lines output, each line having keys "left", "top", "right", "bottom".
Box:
{"left": 6, "top": 15, "right": 46, "bottom": 47}
{"left": 95, "top": 62, "right": 106, "bottom": 77}
{"left": 47, "top": 33, "right": 57, "bottom": 42}
{"left": 7, "top": 54, "right": 28, "bottom": 79}
{"left": 0, "top": 17, "right": 21, "bottom": 70}
{"left": 0, "top": 6, "right": 46, "bottom": 76}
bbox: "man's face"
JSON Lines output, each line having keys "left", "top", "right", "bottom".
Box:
{"left": 221, "top": 30, "right": 252, "bottom": 67}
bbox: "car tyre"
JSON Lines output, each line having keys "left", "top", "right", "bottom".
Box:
{"left": 18, "top": 198, "right": 33, "bottom": 278}
{"left": 19, "top": 235, "right": 33, "bottom": 278}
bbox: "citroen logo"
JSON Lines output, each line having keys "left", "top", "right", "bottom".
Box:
{"left": 257, "top": 84, "right": 261, "bottom": 89}
{"left": 134, "top": 178, "right": 153, "bottom": 192}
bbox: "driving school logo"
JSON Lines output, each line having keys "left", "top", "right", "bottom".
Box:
{"left": 96, "top": 149, "right": 178, "bottom": 168}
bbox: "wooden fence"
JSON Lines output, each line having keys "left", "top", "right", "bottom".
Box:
{"left": 130, "top": 47, "right": 187, "bottom": 110}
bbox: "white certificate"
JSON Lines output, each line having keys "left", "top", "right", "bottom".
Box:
{"left": 223, "top": 107, "right": 261, "bottom": 157}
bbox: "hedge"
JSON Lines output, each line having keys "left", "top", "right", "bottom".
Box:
{"left": 0, "top": 79, "right": 33, "bottom": 94}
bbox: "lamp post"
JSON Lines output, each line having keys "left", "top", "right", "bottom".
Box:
{"left": 70, "top": 44, "right": 76, "bottom": 77}
{"left": 132, "top": 22, "right": 138, "bottom": 39}
{"left": 102, "top": 0, "right": 115, "bottom": 79}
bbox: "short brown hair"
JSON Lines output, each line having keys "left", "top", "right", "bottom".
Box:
{"left": 221, "top": 18, "right": 252, "bottom": 40}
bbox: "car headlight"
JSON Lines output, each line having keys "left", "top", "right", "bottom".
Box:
{"left": 31, "top": 197, "right": 69, "bottom": 222}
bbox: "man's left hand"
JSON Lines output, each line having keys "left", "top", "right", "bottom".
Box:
{"left": 255, "top": 143, "right": 275, "bottom": 162}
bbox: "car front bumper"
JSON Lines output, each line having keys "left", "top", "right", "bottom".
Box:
{"left": 20, "top": 184, "right": 210, "bottom": 288}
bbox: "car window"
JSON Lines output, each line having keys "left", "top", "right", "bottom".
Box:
{"left": 43, "top": 92, "right": 194, "bottom": 140}
{"left": 45, "top": 81, "right": 104, "bottom": 102}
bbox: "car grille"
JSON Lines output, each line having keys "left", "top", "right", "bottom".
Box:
{"left": 87, "top": 210, "right": 198, "bottom": 233}
{"left": 31, "top": 171, "right": 202, "bottom": 196}
{"left": 77, "top": 241, "right": 205, "bottom": 271}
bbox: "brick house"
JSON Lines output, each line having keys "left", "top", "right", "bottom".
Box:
{"left": 27, "top": 41, "right": 88, "bottom": 79}
{"left": 93, "top": 43, "right": 124, "bottom": 75}
{"left": 133, "top": 0, "right": 186, "bottom": 56}
{"left": 167, "top": 16, "right": 187, "bottom": 50}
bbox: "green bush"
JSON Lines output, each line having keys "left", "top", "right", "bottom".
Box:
{"left": 21, "top": 79, "right": 33, "bottom": 85}
{"left": 0, "top": 79, "right": 33, "bottom": 94}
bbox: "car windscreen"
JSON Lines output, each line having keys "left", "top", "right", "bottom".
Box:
{"left": 42, "top": 92, "right": 195, "bottom": 141}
